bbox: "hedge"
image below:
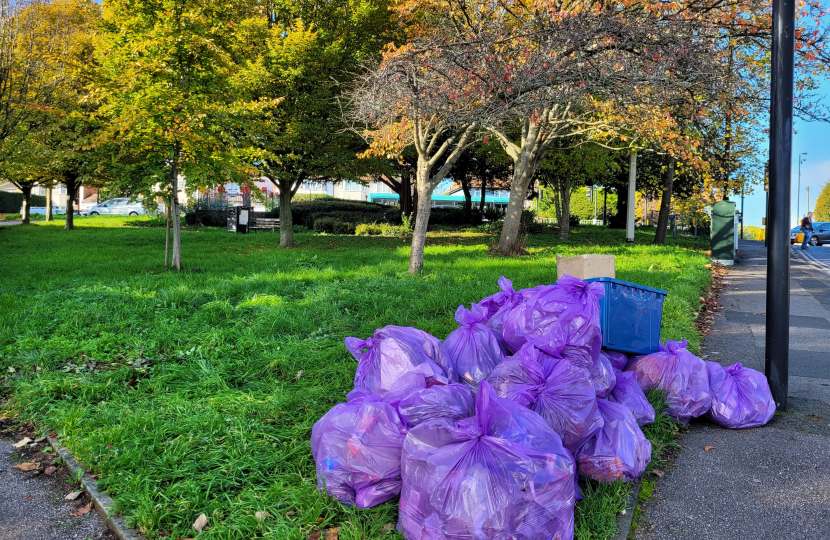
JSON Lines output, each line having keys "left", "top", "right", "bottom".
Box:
{"left": 285, "top": 199, "right": 403, "bottom": 229}
{"left": 0, "top": 191, "right": 47, "bottom": 213}
{"left": 743, "top": 225, "right": 765, "bottom": 242}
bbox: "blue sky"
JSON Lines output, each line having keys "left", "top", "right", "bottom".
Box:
{"left": 741, "top": 78, "right": 830, "bottom": 228}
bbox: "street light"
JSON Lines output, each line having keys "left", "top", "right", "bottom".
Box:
{"left": 798, "top": 152, "right": 807, "bottom": 224}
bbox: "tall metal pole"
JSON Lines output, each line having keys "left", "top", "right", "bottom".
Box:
{"left": 603, "top": 188, "right": 607, "bottom": 226}
{"left": 626, "top": 151, "right": 637, "bottom": 242}
{"left": 807, "top": 185, "right": 810, "bottom": 214}
{"left": 796, "top": 153, "right": 807, "bottom": 222}
{"left": 740, "top": 189, "right": 744, "bottom": 239}
{"left": 593, "top": 185, "right": 597, "bottom": 221}
{"left": 766, "top": 0, "right": 794, "bottom": 411}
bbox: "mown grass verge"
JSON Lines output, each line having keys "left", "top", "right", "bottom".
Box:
{"left": 1, "top": 217, "right": 708, "bottom": 539}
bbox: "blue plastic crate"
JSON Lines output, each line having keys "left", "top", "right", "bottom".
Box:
{"left": 586, "top": 277, "right": 667, "bottom": 355}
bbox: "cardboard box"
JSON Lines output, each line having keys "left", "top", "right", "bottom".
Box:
{"left": 556, "top": 254, "right": 615, "bottom": 280}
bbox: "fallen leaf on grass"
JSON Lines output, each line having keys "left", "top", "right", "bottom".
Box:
{"left": 255, "top": 511, "right": 269, "bottom": 521}
{"left": 12, "top": 437, "right": 32, "bottom": 448}
{"left": 652, "top": 469, "right": 665, "bottom": 478}
{"left": 285, "top": 509, "right": 296, "bottom": 516}
{"left": 382, "top": 523, "right": 394, "bottom": 533}
{"left": 308, "top": 532, "right": 322, "bottom": 540}
{"left": 295, "top": 370, "right": 304, "bottom": 380}
{"left": 65, "top": 491, "right": 83, "bottom": 501}
{"left": 44, "top": 466, "right": 56, "bottom": 475}
{"left": 193, "top": 513, "right": 208, "bottom": 533}
{"left": 15, "top": 462, "right": 39, "bottom": 472}
{"left": 48, "top": 431, "right": 57, "bottom": 438}
{"left": 325, "top": 526, "right": 341, "bottom": 540}
{"left": 34, "top": 436, "right": 46, "bottom": 443}
{"left": 704, "top": 446, "right": 716, "bottom": 451}
{"left": 316, "top": 517, "right": 324, "bottom": 523}
{"left": 71, "top": 502, "right": 92, "bottom": 516}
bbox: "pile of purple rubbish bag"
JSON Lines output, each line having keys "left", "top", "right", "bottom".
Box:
{"left": 311, "top": 275, "right": 776, "bottom": 540}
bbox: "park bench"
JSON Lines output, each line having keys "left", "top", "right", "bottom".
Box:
{"left": 250, "top": 217, "right": 280, "bottom": 233}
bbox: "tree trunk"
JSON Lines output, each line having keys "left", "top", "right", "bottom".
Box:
{"left": 65, "top": 194, "right": 74, "bottom": 230}
{"left": 409, "top": 162, "right": 434, "bottom": 275}
{"left": 63, "top": 178, "right": 79, "bottom": 230}
{"left": 412, "top": 175, "right": 419, "bottom": 226}
{"left": 400, "top": 171, "right": 413, "bottom": 217}
{"left": 559, "top": 177, "right": 572, "bottom": 241}
{"left": 654, "top": 156, "right": 677, "bottom": 245}
{"left": 171, "top": 159, "right": 182, "bottom": 270}
{"left": 497, "top": 155, "right": 539, "bottom": 253}
{"left": 20, "top": 186, "right": 32, "bottom": 224}
{"left": 278, "top": 178, "right": 294, "bottom": 247}
{"left": 552, "top": 178, "right": 563, "bottom": 226}
{"left": 495, "top": 121, "right": 548, "bottom": 254}
{"left": 165, "top": 197, "right": 171, "bottom": 266}
{"left": 460, "top": 172, "right": 472, "bottom": 217}
{"left": 46, "top": 188, "right": 53, "bottom": 221}
{"left": 479, "top": 175, "right": 487, "bottom": 213}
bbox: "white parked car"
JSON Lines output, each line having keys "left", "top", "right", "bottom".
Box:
{"left": 87, "top": 198, "right": 149, "bottom": 216}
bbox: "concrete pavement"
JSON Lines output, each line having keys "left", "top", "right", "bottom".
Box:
{"left": 634, "top": 240, "right": 830, "bottom": 540}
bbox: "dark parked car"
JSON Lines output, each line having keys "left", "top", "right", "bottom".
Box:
{"left": 791, "top": 222, "right": 830, "bottom": 245}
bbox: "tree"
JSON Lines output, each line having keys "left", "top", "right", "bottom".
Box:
{"left": 243, "top": 1, "right": 390, "bottom": 247}
{"left": 351, "top": 57, "right": 479, "bottom": 274}
{"left": 537, "top": 142, "right": 617, "bottom": 240}
{"left": 94, "top": 1, "right": 276, "bottom": 268}
{"left": 356, "top": 0, "right": 723, "bottom": 264}
{"left": 0, "top": 0, "right": 76, "bottom": 157}
{"left": 811, "top": 181, "right": 830, "bottom": 222}
{"left": 372, "top": 147, "right": 418, "bottom": 218}
{"left": 0, "top": 0, "right": 96, "bottom": 225}
{"left": 449, "top": 141, "right": 513, "bottom": 219}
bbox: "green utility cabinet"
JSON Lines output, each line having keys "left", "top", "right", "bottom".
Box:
{"left": 711, "top": 200, "right": 737, "bottom": 265}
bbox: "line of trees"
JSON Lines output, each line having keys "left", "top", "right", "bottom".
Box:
{"left": 3, "top": 0, "right": 830, "bottom": 273}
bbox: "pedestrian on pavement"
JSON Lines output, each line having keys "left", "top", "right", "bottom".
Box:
{"left": 801, "top": 211, "right": 814, "bottom": 249}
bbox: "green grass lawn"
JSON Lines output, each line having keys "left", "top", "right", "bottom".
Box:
{"left": 0, "top": 217, "right": 710, "bottom": 540}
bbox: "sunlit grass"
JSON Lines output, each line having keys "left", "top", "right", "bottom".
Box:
{"left": 0, "top": 217, "right": 710, "bottom": 539}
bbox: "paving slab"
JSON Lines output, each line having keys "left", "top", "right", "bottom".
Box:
{"left": 634, "top": 423, "right": 830, "bottom": 540}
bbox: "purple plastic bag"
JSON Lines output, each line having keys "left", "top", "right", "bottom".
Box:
{"left": 479, "top": 276, "right": 524, "bottom": 335}
{"left": 487, "top": 343, "right": 603, "bottom": 452}
{"left": 607, "top": 371, "right": 656, "bottom": 426}
{"left": 502, "top": 275, "right": 604, "bottom": 369}
{"left": 500, "top": 284, "right": 558, "bottom": 354}
{"left": 530, "top": 275, "right": 605, "bottom": 369}
{"left": 443, "top": 303, "right": 507, "bottom": 388}
{"left": 397, "top": 383, "right": 476, "bottom": 429}
{"left": 706, "top": 362, "right": 776, "bottom": 429}
{"left": 346, "top": 325, "right": 450, "bottom": 400}
{"left": 398, "top": 381, "right": 576, "bottom": 540}
{"left": 601, "top": 349, "right": 629, "bottom": 372}
{"left": 575, "top": 399, "right": 652, "bottom": 483}
{"left": 626, "top": 339, "right": 711, "bottom": 423}
{"left": 590, "top": 350, "right": 617, "bottom": 398}
{"left": 311, "top": 390, "right": 407, "bottom": 508}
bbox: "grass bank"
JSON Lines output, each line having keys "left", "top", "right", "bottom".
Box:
{"left": 0, "top": 217, "right": 709, "bottom": 539}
